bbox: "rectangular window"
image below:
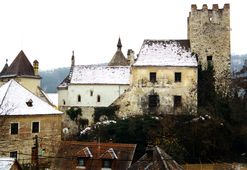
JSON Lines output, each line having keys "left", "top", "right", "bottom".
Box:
{"left": 77, "top": 157, "right": 86, "bottom": 167}
{"left": 149, "top": 72, "right": 157, "bottom": 83}
{"left": 97, "top": 95, "right": 101, "bottom": 102}
{"left": 149, "top": 95, "right": 158, "bottom": 108}
{"left": 174, "top": 95, "right": 182, "bottom": 108}
{"left": 10, "top": 151, "right": 17, "bottom": 159}
{"left": 10, "top": 123, "right": 18, "bottom": 135}
{"left": 175, "top": 72, "right": 181, "bottom": 82}
{"left": 102, "top": 159, "right": 112, "bottom": 168}
{"left": 207, "top": 56, "right": 213, "bottom": 68}
{"left": 32, "top": 122, "right": 39, "bottom": 133}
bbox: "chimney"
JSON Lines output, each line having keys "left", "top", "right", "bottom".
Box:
{"left": 71, "top": 51, "right": 75, "bottom": 67}
{"left": 33, "top": 60, "right": 39, "bottom": 76}
{"left": 127, "top": 49, "right": 135, "bottom": 65}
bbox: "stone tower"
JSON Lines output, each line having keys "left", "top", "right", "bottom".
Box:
{"left": 188, "top": 4, "right": 231, "bottom": 95}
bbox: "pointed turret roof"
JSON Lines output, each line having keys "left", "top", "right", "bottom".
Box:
{"left": 0, "top": 59, "right": 9, "bottom": 76}
{"left": 2, "top": 50, "right": 35, "bottom": 77}
{"left": 57, "top": 51, "right": 75, "bottom": 89}
{"left": 108, "top": 38, "right": 129, "bottom": 66}
{"left": 117, "top": 37, "right": 122, "bottom": 49}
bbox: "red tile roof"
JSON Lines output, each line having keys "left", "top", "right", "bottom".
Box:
{"left": 52, "top": 141, "right": 136, "bottom": 170}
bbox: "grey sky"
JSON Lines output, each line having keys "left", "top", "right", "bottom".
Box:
{"left": 0, "top": 0, "right": 245, "bottom": 70}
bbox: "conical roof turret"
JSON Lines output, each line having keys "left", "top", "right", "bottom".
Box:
{"left": 108, "top": 37, "right": 129, "bottom": 66}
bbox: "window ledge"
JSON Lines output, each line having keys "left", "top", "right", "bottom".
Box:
{"left": 76, "top": 166, "right": 86, "bottom": 169}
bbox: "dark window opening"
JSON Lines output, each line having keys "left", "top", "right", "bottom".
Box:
{"left": 175, "top": 72, "right": 181, "bottom": 82}
{"left": 207, "top": 56, "right": 213, "bottom": 68}
{"left": 174, "top": 95, "right": 182, "bottom": 108}
{"left": 78, "top": 95, "right": 81, "bottom": 102}
{"left": 77, "top": 157, "right": 86, "bottom": 166}
{"left": 63, "top": 100, "right": 66, "bottom": 105}
{"left": 32, "top": 122, "right": 39, "bottom": 133}
{"left": 26, "top": 99, "right": 33, "bottom": 107}
{"left": 10, "top": 151, "right": 17, "bottom": 159}
{"left": 149, "top": 72, "right": 157, "bottom": 83}
{"left": 149, "top": 95, "right": 158, "bottom": 108}
{"left": 97, "top": 95, "right": 101, "bottom": 102}
{"left": 102, "top": 159, "right": 112, "bottom": 168}
{"left": 11, "top": 123, "right": 18, "bottom": 135}
{"left": 90, "top": 90, "right": 93, "bottom": 96}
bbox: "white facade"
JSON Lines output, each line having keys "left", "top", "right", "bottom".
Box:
{"left": 58, "top": 84, "right": 128, "bottom": 107}
{"left": 58, "top": 65, "right": 130, "bottom": 108}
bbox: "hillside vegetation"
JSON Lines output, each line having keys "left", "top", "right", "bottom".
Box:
{"left": 40, "top": 67, "right": 69, "bottom": 93}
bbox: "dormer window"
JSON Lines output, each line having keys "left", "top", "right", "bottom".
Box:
{"left": 26, "top": 99, "right": 33, "bottom": 107}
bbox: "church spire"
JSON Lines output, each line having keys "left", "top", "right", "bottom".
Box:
{"left": 117, "top": 37, "right": 122, "bottom": 50}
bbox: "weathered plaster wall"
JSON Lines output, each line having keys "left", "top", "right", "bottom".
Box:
{"left": 0, "top": 114, "right": 62, "bottom": 166}
{"left": 0, "top": 77, "right": 41, "bottom": 96}
{"left": 114, "top": 66, "right": 197, "bottom": 118}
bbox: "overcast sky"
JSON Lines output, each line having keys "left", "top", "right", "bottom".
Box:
{"left": 0, "top": 0, "right": 246, "bottom": 70}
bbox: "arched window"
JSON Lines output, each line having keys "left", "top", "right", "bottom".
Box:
{"left": 78, "top": 95, "right": 81, "bottom": 102}
{"left": 97, "top": 95, "right": 101, "bottom": 102}
{"left": 90, "top": 90, "right": 93, "bottom": 96}
{"left": 63, "top": 99, "right": 66, "bottom": 105}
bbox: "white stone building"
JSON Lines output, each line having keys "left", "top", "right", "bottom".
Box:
{"left": 57, "top": 38, "right": 131, "bottom": 125}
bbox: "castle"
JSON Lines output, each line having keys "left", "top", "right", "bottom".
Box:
{"left": 57, "top": 4, "right": 231, "bottom": 123}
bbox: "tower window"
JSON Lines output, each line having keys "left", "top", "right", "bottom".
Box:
{"left": 149, "top": 95, "right": 158, "bottom": 108}
{"left": 10, "top": 151, "right": 17, "bottom": 159}
{"left": 207, "top": 56, "right": 213, "bottom": 68}
{"left": 174, "top": 95, "right": 182, "bottom": 108}
{"left": 97, "top": 95, "right": 101, "bottom": 102}
{"left": 77, "top": 95, "right": 81, "bottom": 102}
{"left": 175, "top": 72, "right": 181, "bottom": 82}
{"left": 149, "top": 72, "right": 157, "bottom": 83}
{"left": 63, "top": 100, "right": 66, "bottom": 105}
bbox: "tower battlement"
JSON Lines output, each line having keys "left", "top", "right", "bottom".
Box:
{"left": 188, "top": 3, "right": 231, "bottom": 95}
{"left": 191, "top": 3, "right": 229, "bottom": 12}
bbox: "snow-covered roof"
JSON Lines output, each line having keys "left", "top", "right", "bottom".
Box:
{"left": 47, "top": 93, "right": 58, "bottom": 106}
{"left": 134, "top": 39, "right": 197, "bottom": 67}
{"left": 0, "top": 157, "right": 15, "bottom": 170}
{"left": 0, "top": 79, "right": 62, "bottom": 116}
{"left": 70, "top": 65, "right": 130, "bottom": 85}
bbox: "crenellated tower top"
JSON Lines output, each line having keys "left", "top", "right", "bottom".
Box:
{"left": 188, "top": 3, "right": 231, "bottom": 95}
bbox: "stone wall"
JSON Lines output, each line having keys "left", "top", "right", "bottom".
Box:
{"left": 114, "top": 66, "right": 197, "bottom": 118}
{"left": 59, "top": 106, "right": 95, "bottom": 140}
{"left": 188, "top": 4, "right": 231, "bottom": 95}
{"left": 0, "top": 114, "right": 62, "bottom": 167}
